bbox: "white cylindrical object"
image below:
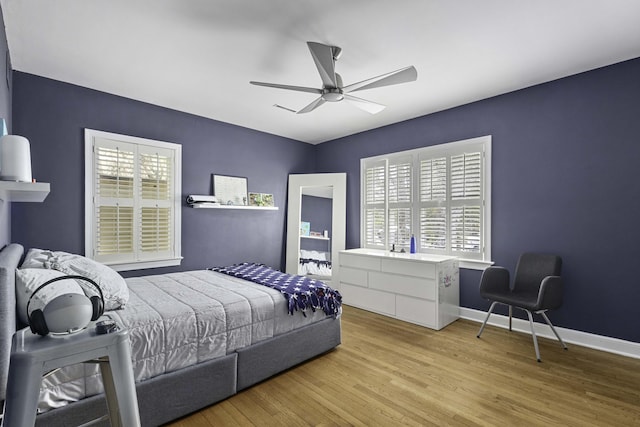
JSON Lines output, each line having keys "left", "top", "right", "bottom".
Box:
{"left": 0, "top": 135, "right": 32, "bottom": 182}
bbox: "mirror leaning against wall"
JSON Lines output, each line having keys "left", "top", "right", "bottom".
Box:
{"left": 285, "top": 173, "right": 346, "bottom": 287}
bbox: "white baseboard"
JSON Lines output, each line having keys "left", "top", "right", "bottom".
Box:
{"left": 460, "top": 307, "right": 640, "bottom": 360}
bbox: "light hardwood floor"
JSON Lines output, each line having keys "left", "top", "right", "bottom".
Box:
{"left": 166, "top": 305, "right": 640, "bottom": 426}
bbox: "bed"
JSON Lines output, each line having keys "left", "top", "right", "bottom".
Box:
{"left": 0, "top": 244, "right": 341, "bottom": 426}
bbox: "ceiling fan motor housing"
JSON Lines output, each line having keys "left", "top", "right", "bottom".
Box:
{"left": 322, "top": 89, "right": 344, "bottom": 102}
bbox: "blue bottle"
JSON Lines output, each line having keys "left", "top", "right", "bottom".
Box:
{"left": 410, "top": 234, "right": 416, "bottom": 254}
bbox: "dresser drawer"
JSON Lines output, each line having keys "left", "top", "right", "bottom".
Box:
{"left": 339, "top": 266, "right": 368, "bottom": 287}
{"left": 395, "top": 295, "right": 436, "bottom": 328}
{"left": 340, "top": 253, "right": 381, "bottom": 271}
{"left": 381, "top": 258, "right": 436, "bottom": 279}
{"left": 369, "top": 271, "right": 436, "bottom": 300}
{"left": 340, "top": 283, "right": 395, "bottom": 315}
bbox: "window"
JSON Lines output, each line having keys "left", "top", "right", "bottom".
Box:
{"left": 85, "top": 129, "right": 182, "bottom": 271}
{"left": 361, "top": 136, "right": 491, "bottom": 267}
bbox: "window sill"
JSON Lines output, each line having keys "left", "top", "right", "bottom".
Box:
{"left": 106, "top": 257, "right": 183, "bottom": 272}
{"left": 458, "top": 258, "right": 494, "bottom": 271}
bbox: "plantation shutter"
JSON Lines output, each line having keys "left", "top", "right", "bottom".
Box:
{"left": 450, "top": 152, "right": 483, "bottom": 256}
{"left": 388, "top": 160, "right": 412, "bottom": 247}
{"left": 451, "top": 152, "right": 482, "bottom": 200}
{"left": 138, "top": 146, "right": 174, "bottom": 258}
{"left": 363, "top": 160, "right": 386, "bottom": 247}
{"left": 419, "top": 157, "right": 447, "bottom": 250}
{"left": 94, "top": 139, "right": 135, "bottom": 260}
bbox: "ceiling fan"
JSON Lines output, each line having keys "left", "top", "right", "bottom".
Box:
{"left": 250, "top": 42, "right": 417, "bottom": 114}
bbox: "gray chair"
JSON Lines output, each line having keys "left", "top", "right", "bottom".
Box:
{"left": 476, "top": 253, "right": 567, "bottom": 362}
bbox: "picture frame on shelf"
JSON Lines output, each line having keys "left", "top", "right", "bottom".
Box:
{"left": 249, "top": 192, "right": 274, "bottom": 207}
{"left": 300, "top": 221, "right": 310, "bottom": 236}
{"left": 212, "top": 174, "right": 248, "bottom": 206}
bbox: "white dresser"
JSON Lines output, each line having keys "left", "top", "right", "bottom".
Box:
{"left": 338, "top": 248, "right": 459, "bottom": 330}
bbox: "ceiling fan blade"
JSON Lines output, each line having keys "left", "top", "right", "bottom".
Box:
{"left": 343, "top": 66, "right": 418, "bottom": 93}
{"left": 297, "top": 96, "right": 327, "bottom": 114}
{"left": 307, "top": 42, "right": 338, "bottom": 88}
{"left": 273, "top": 104, "right": 297, "bottom": 113}
{"left": 343, "top": 94, "right": 386, "bottom": 114}
{"left": 250, "top": 81, "right": 322, "bottom": 94}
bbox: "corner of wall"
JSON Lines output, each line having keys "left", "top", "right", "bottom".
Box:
{"left": 0, "top": 6, "right": 11, "bottom": 246}
{"left": 0, "top": 200, "right": 9, "bottom": 246}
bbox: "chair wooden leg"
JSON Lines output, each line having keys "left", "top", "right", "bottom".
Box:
{"left": 477, "top": 301, "right": 498, "bottom": 338}
{"left": 525, "top": 310, "right": 542, "bottom": 362}
{"left": 540, "top": 311, "right": 568, "bottom": 350}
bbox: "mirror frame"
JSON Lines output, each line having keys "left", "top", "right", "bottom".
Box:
{"left": 285, "top": 173, "right": 346, "bottom": 283}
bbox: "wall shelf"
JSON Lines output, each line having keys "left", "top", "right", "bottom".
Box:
{"left": 0, "top": 181, "right": 50, "bottom": 202}
{"left": 189, "top": 204, "right": 278, "bottom": 211}
{"left": 301, "top": 235, "right": 329, "bottom": 241}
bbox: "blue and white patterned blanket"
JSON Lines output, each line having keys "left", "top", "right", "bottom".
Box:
{"left": 209, "top": 263, "right": 342, "bottom": 317}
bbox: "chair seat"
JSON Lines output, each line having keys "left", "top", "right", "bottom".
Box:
{"left": 481, "top": 290, "right": 541, "bottom": 311}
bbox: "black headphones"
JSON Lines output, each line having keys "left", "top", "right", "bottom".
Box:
{"left": 27, "top": 275, "right": 105, "bottom": 336}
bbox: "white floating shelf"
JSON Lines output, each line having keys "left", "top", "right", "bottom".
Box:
{"left": 301, "top": 235, "right": 329, "bottom": 240}
{"left": 189, "top": 204, "right": 278, "bottom": 211}
{"left": 0, "top": 181, "right": 50, "bottom": 202}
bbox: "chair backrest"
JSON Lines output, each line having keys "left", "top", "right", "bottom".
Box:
{"left": 513, "top": 253, "right": 562, "bottom": 293}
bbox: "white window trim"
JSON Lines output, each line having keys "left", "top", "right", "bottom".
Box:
{"left": 84, "top": 129, "right": 182, "bottom": 271}
{"left": 360, "top": 135, "right": 492, "bottom": 270}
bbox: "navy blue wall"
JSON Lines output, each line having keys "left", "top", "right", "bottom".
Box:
{"left": 316, "top": 58, "right": 640, "bottom": 343}
{"left": 11, "top": 72, "right": 315, "bottom": 275}
{"left": 9, "top": 57, "right": 640, "bottom": 343}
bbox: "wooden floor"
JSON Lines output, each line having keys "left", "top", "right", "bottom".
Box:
{"left": 166, "top": 305, "right": 640, "bottom": 426}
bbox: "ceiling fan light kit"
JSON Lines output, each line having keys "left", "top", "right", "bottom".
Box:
{"left": 250, "top": 41, "right": 417, "bottom": 114}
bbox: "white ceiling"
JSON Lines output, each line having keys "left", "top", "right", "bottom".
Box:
{"left": 3, "top": 0, "right": 640, "bottom": 144}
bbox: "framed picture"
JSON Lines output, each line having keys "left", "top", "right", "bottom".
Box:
{"left": 212, "top": 174, "right": 248, "bottom": 206}
{"left": 249, "top": 192, "right": 274, "bottom": 207}
{"left": 300, "top": 221, "right": 310, "bottom": 236}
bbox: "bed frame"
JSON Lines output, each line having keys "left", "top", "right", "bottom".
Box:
{"left": 0, "top": 244, "right": 341, "bottom": 426}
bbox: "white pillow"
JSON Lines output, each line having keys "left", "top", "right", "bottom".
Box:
{"left": 46, "top": 252, "right": 129, "bottom": 311}
{"left": 21, "top": 248, "right": 54, "bottom": 269}
{"left": 21, "top": 248, "right": 129, "bottom": 311}
{"left": 16, "top": 268, "right": 84, "bottom": 325}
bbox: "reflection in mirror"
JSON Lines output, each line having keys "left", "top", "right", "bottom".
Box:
{"left": 286, "top": 173, "right": 346, "bottom": 287}
{"left": 299, "top": 186, "right": 333, "bottom": 279}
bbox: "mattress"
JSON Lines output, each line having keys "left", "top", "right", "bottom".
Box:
{"left": 38, "top": 270, "right": 330, "bottom": 412}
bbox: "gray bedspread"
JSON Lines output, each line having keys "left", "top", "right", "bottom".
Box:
{"left": 38, "top": 270, "right": 330, "bottom": 412}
